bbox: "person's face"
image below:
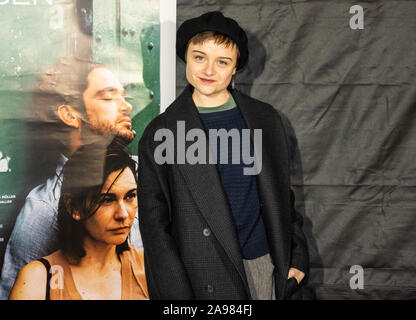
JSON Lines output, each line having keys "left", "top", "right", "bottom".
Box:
{"left": 186, "top": 38, "right": 238, "bottom": 104}
{"left": 82, "top": 167, "right": 137, "bottom": 246}
{"left": 83, "top": 68, "right": 134, "bottom": 142}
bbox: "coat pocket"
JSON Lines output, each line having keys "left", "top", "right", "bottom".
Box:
{"left": 283, "top": 277, "right": 299, "bottom": 299}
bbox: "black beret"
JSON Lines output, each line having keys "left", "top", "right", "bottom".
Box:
{"left": 176, "top": 11, "right": 249, "bottom": 71}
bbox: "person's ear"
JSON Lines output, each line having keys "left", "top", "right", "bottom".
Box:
{"left": 64, "top": 196, "right": 81, "bottom": 221}
{"left": 57, "top": 105, "right": 81, "bottom": 129}
{"left": 71, "top": 211, "right": 81, "bottom": 221}
{"left": 232, "top": 67, "right": 237, "bottom": 76}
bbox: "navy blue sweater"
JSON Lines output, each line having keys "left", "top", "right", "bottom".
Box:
{"left": 198, "top": 105, "right": 270, "bottom": 259}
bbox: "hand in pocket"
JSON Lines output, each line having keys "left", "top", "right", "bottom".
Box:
{"left": 284, "top": 277, "right": 299, "bottom": 299}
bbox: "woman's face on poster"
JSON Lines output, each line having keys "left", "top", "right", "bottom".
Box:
{"left": 80, "top": 167, "right": 138, "bottom": 245}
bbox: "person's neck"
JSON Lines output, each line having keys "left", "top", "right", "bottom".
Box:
{"left": 68, "top": 129, "right": 82, "bottom": 155}
{"left": 75, "top": 239, "right": 120, "bottom": 271}
{"left": 192, "top": 90, "right": 230, "bottom": 107}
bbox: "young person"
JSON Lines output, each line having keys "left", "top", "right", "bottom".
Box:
{"left": 9, "top": 143, "right": 148, "bottom": 300}
{"left": 138, "top": 11, "right": 309, "bottom": 300}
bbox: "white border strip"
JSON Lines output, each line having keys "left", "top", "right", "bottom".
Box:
{"left": 160, "top": 0, "right": 176, "bottom": 113}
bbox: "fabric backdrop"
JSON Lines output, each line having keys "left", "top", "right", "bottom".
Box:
{"left": 176, "top": 0, "right": 416, "bottom": 299}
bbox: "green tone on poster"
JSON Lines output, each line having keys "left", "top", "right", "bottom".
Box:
{"left": 92, "top": 0, "right": 160, "bottom": 154}
{"left": 0, "top": 0, "right": 160, "bottom": 267}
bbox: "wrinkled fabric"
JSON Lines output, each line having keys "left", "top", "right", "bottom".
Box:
{"left": 177, "top": 0, "right": 416, "bottom": 299}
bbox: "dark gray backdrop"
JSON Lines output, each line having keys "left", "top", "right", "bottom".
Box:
{"left": 176, "top": 0, "right": 416, "bottom": 299}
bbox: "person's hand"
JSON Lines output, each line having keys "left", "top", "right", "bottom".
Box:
{"left": 287, "top": 267, "right": 305, "bottom": 285}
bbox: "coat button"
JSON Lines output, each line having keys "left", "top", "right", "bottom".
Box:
{"left": 207, "top": 284, "right": 214, "bottom": 293}
{"left": 203, "top": 228, "right": 211, "bottom": 237}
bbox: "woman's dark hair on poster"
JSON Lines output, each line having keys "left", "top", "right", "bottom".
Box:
{"left": 57, "top": 140, "right": 137, "bottom": 260}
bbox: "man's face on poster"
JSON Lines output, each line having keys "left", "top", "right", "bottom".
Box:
{"left": 82, "top": 67, "right": 134, "bottom": 142}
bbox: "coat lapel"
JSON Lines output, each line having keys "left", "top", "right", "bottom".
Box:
{"left": 233, "top": 90, "right": 291, "bottom": 297}
{"left": 167, "top": 86, "right": 250, "bottom": 294}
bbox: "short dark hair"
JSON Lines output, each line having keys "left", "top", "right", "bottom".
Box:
{"left": 57, "top": 138, "right": 137, "bottom": 260}
{"left": 25, "top": 56, "right": 107, "bottom": 182}
{"left": 27, "top": 56, "right": 106, "bottom": 153}
{"left": 30, "top": 56, "right": 104, "bottom": 122}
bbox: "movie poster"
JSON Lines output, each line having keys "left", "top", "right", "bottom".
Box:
{"left": 0, "top": 0, "right": 167, "bottom": 299}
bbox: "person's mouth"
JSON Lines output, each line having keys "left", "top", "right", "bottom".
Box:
{"left": 199, "top": 77, "right": 215, "bottom": 84}
{"left": 108, "top": 226, "right": 130, "bottom": 234}
{"left": 118, "top": 117, "right": 132, "bottom": 129}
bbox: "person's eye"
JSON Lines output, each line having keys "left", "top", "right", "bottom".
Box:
{"left": 125, "top": 192, "right": 137, "bottom": 200}
{"left": 218, "top": 60, "right": 228, "bottom": 66}
{"left": 195, "top": 55, "right": 204, "bottom": 61}
{"left": 101, "top": 197, "right": 115, "bottom": 205}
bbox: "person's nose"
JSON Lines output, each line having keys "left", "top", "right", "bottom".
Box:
{"left": 120, "top": 97, "right": 133, "bottom": 115}
{"left": 203, "top": 61, "right": 215, "bottom": 77}
{"left": 114, "top": 201, "right": 129, "bottom": 221}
